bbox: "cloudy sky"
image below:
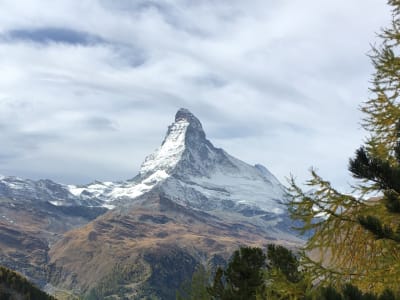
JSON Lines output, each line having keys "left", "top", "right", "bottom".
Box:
{"left": 0, "top": 0, "right": 392, "bottom": 190}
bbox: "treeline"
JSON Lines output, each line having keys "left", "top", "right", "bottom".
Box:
{"left": 0, "top": 265, "right": 56, "bottom": 300}
{"left": 176, "top": 245, "right": 400, "bottom": 300}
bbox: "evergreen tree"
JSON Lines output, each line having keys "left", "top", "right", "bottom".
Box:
{"left": 260, "top": 245, "right": 312, "bottom": 300}
{"left": 207, "top": 267, "right": 229, "bottom": 300}
{"left": 267, "top": 244, "right": 302, "bottom": 283}
{"left": 316, "top": 285, "right": 399, "bottom": 300}
{"left": 0, "top": 265, "right": 56, "bottom": 300}
{"left": 207, "top": 247, "right": 266, "bottom": 300}
{"left": 318, "top": 286, "right": 343, "bottom": 300}
{"left": 288, "top": 0, "right": 400, "bottom": 293}
{"left": 176, "top": 266, "right": 211, "bottom": 300}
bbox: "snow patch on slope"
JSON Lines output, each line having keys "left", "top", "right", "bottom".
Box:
{"left": 140, "top": 119, "right": 189, "bottom": 176}
{"left": 160, "top": 154, "right": 286, "bottom": 214}
{"left": 68, "top": 186, "right": 86, "bottom": 197}
{"left": 188, "top": 171, "right": 285, "bottom": 213}
{"left": 65, "top": 118, "right": 191, "bottom": 207}
{"left": 67, "top": 171, "right": 170, "bottom": 207}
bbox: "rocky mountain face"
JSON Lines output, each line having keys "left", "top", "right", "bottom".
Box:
{"left": 0, "top": 108, "right": 302, "bottom": 299}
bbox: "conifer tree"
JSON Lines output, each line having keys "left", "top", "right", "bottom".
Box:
{"left": 260, "top": 244, "right": 312, "bottom": 300}
{"left": 207, "top": 247, "right": 266, "bottom": 300}
{"left": 288, "top": 0, "right": 400, "bottom": 293}
{"left": 176, "top": 266, "right": 211, "bottom": 300}
{"left": 267, "top": 244, "right": 302, "bottom": 283}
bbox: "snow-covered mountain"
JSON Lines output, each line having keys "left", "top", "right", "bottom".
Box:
{"left": 0, "top": 108, "right": 299, "bottom": 298}
{"left": 0, "top": 175, "right": 81, "bottom": 206}
{"left": 64, "top": 108, "right": 287, "bottom": 215}
{"left": 0, "top": 108, "right": 289, "bottom": 228}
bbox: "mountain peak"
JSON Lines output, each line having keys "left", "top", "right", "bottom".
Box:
{"left": 138, "top": 108, "right": 210, "bottom": 180}
{"left": 175, "top": 108, "right": 193, "bottom": 121}
{"left": 138, "top": 109, "right": 199, "bottom": 178}
{"left": 175, "top": 108, "right": 203, "bottom": 132}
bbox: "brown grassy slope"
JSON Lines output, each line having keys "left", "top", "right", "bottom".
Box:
{"left": 0, "top": 197, "right": 106, "bottom": 288}
{"left": 48, "top": 192, "right": 300, "bottom": 299}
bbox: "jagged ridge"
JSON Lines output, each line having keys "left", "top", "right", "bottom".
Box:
{"left": 0, "top": 108, "right": 287, "bottom": 219}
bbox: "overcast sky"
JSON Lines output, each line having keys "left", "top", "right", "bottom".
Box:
{"left": 0, "top": 0, "right": 392, "bottom": 190}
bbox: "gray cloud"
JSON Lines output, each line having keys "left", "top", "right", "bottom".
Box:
{"left": 1, "top": 27, "right": 148, "bottom": 68}
{"left": 0, "top": 152, "right": 20, "bottom": 163}
{"left": 188, "top": 74, "right": 227, "bottom": 88}
{"left": 3, "top": 27, "right": 104, "bottom": 45}
{"left": 0, "top": 129, "right": 59, "bottom": 168}
{"left": 84, "top": 116, "right": 118, "bottom": 131}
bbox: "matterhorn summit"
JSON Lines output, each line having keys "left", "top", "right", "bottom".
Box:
{"left": 139, "top": 108, "right": 198, "bottom": 178}
{"left": 64, "top": 108, "right": 286, "bottom": 215}
{"left": 140, "top": 108, "right": 221, "bottom": 179}
{"left": 0, "top": 108, "right": 292, "bottom": 234}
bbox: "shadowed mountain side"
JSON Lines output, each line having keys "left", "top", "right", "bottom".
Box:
{"left": 0, "top": 265, "right": 56, "bottom": 300}
{"left": 48, "top": 191, "right": 300, "bottom": 299}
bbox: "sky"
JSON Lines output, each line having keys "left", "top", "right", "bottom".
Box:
{"left": 0, "top": 0, "right": 392, "bottom": 190}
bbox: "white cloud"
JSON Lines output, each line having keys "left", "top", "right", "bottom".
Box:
{"left": 0, "top": 0, "right": 392, "bottom": 190}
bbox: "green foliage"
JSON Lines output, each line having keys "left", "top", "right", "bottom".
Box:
{"left": 225, "top": 247, "right": 266, "bottom": 297}
{"left": 203, "top": 245, "right": 311, "bottom": 300}
{"left": 316, "top": 285, "right": 400, "bottom": 300}
{"left": 207, "top": 268, "right": 226, "bottom": 299}
{"left": 176, "top": 266, "right": 210, "bottom": 300}
{"left": 0, "top": 265, "right": 56, "bottom": 300}
{"left": 262, "top": 245, "right": 313, "bottom": 300}
{"left": 287, "top": 0, "right": 400, "bottom": 293}
{"left": 267, "top": 244, "right": 302, "bottom": 283}
{"left": 207, "top": 247, "right": 266, "bottom": 300}
{"left": 319, "top": 286, "right": 343, "bottom": 300}
{"left": 176, "top": 245, "right": 399, "bottom": 299}
{"left": 349, "top": 125, "right": 400, "bottom": 242}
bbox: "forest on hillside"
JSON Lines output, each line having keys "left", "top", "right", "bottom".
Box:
{"left": 0, "top": 265, "right": 55, "bottom": 300}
